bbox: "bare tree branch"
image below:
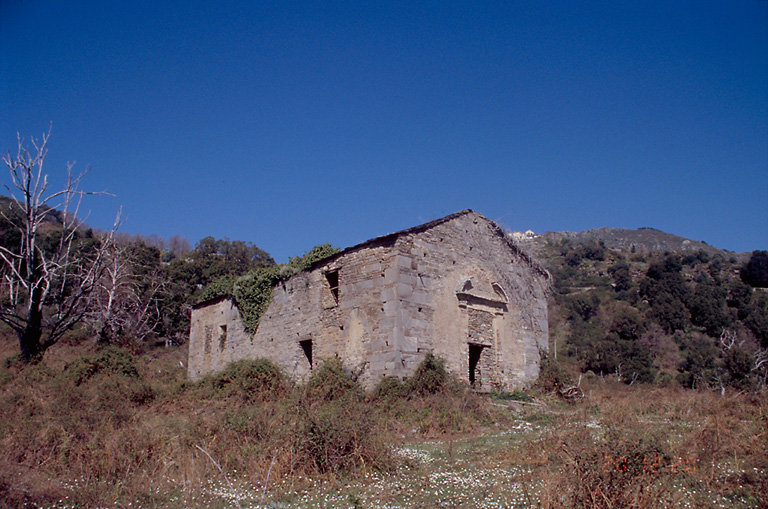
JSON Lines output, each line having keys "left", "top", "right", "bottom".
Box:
{"left": 0, "top": 129, "right": 116, "bottom": 361}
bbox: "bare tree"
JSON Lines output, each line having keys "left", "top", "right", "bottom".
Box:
{"left": 89, "top": 241, "right": 164, "bottom": 344}
{"left": 167, "top": 234, "right": 191, "bottom": 257}
{"left": 0, "top": 130, "right": 114, "bottom": 362}
{"left": 719, "top": 328, "right": 741, "bottom": 351}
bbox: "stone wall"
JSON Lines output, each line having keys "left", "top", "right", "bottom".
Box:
{"left": 187, "top": 211, "right": 549, "bottom": 390}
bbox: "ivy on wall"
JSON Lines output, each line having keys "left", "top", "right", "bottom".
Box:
{"left": 201, "top": 243, "right": 340, "bottom": 333}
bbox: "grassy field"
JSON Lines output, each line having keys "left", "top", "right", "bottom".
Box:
{"left": 0, "top": 336, "right": 765, "bottom": 508}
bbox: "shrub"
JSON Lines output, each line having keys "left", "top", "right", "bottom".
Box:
{"left": 540, "top": 424, "right": 674, "bottom": 508}
{"left": 564, "top": 292, "right": 600, "bottom": 321}
{"left": 305, "top": 357, "right": 363, "bottom": 401}
{"left": 372, "top": 375, "right": 408, "bottom": 401}
{"left": 63, "top": 346, "right": 139, "bottom": 386}
{"left": 405, "top": 352, "right": 451, "bottom": 395}
{"left": 608, "top": 262, "right": 632, "bottom": 292}
{"left": 493, "top": 389, "right": 533, "bottom": 402}
{"left": 536, "top": 351, "right": 573, "bottom": 392}
{"left": 293, "top": 397, "right": 389, "bottom": 473}
{"left": 199, "top": 358, "right": 288, "bottom": 401}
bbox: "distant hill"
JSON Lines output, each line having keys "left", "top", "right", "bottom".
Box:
{"left": 0, "top": 195, "right": 69, "bottom": 233}
{"left": 512, "top": 226, "right": 748, "bottom": 262}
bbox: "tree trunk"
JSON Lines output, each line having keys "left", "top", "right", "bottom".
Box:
{"left": 19, "top": 288, "right": 44, "bottom": 363}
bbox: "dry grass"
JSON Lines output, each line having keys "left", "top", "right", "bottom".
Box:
{"left": 0, "top": 335, "right": 765, "bottom": 507}
{"left": 0, "top": 336, "right": 492, "bottom": 506}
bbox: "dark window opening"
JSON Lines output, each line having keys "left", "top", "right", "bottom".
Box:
{"left": 469, "top": 344, "right": 484, "bottom": 385}
{"left": 300, "top": 339, "right": 313, "bottom": 368}
{"left": 203, "top": 326, "right": 212, "bottom": 355}
{"left": 218, "top": 325, "right": 227, "bottom": 351}
{"left": 326, "top": 270, "right": 339, "bottom": 303}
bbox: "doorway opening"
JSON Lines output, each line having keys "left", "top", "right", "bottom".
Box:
{"left": 468, "top": 343, "right": 484, "bottom": 386}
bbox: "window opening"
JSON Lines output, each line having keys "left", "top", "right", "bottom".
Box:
{"left": 218, "top": 325, "right": 227, "bottom": 351}
{"left": 300, "top": 339, "right": 313, "bottom": 368}
{"left": 326, "top": 270, "right": 339, "bottom": 303}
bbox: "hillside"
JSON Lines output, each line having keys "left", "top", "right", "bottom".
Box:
{"left": 512, "top": 226, "right": 746, "bottom": 262}
{"left": 517, "top": 227, "right": 768, "bottom": 391}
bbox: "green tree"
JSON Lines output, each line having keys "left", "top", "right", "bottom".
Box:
{"left": 564, "top": 292, "right": 600, "bottom": 321}
{"left": 741, "top": 250, "right": 768, "bottom": 288}
{"left": 640, "top": 255, "right": 691, "bottom": 333}
{"left": 688, "top": 282, "right": 731, "bottom": 337}
{"left": 677, "top": 334, "right": 719, "bottom": 388}
{"left": 742, "top": 292, "right": 768, "bottom": 347}
{"left": 608, "top": 261, "right": 632, "bottom": 292}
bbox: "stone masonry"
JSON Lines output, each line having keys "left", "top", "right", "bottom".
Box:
{"left": 187, "top": 210, "right": 550, "bottom": 391}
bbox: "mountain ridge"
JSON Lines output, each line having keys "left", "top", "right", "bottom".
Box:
{"left": 510, "top": 226, "right": 751, "bottom": 262}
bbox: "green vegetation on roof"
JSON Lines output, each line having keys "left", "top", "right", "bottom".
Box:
{"left": 201, "top": 243, "right": 340, "bottom": 332}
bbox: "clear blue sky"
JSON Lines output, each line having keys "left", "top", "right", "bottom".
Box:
{"left": 1, "top": 0, "right": 766, "bottom": 261}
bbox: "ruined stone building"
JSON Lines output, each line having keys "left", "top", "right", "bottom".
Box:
{"left": 188, "top": 210, "right": 550, "bottom": 391}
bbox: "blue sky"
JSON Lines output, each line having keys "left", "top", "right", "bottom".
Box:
{"left": 1, "top": 0, "right": 766, "bottom": 261}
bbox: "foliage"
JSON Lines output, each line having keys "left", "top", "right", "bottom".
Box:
{"left": 608, "top": 261, "right": 632, "bottom": 292}
{"left": 304, "top": 357, "right": 364, "bottom": 402}
{"left": 158, "top": 236, "right": 277, "bottom": 340}
{"left": 63, "top": 346, "right": 139, "bottom": 385}
{"left": 293, "top": 395, "right": 384, "bottom": 473}
{"left": 202, "top": 243, "right": 340, "bottom": 333}
{"left": 372, "top": 353, "right": 468, "bottom": 402}
{"left": 535, "top": 351, "right": 574, "bottom": 392}
{"left": 405, "top": 352, "right": 452, "bottom": 395}
{"left": 741, "top": 250, "right": 768, "bottom": 287}
{"left": 676, "top": 334, "right": 719, "bottom": 388}
{"left": 640, "top": 255, "right": 692, "bottom": 333}
{"left": 742, "top": 292, "right": 768, "bottom": 347}
{"left": 727, "top": 281, "right": 753, "bottom": 319}
{"left": 372, "top": 375, "right": 408, "bottom": 400}
{"left": 564, "top": 292, "right": 600, "bottom": 321}
{"left": 688, "top": 281, "right": 729, "bottom": 337}
{"left": 198, "top": 273, "right": 237, "bottom": 302}
{"left": 197, "top": 358, "right": 289, "bottom": 401}
{"left": 232, "top": 266, "right": 283, "bottom": 332}
{"left": 186, "top": 236, "right": 274, "bottom": 287}
{"left": 287, "top": 243, "right": 340, "bottom": 273}
{"left": 543, "top": 423, "right": 671, "bottom": 507}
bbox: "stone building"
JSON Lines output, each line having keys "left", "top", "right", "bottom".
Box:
{"left": 187, "top": 210, "right": 549, "bottom": 391}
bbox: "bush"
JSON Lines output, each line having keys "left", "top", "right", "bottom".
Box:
{"left": 608, "top": 262, "right": 633, "bottom": 292}
{"left": 405, "top": 352, "right": 451, "bottom": 395}
{"left": 200, "top": 358, "right": 289, "bottom": 401}
{"left": 63, "top": 346, "right": 139, "bottom": 386}
{"left": 564, "top": 292, "right": 600, "bottom": 321}
{"left": 493, "top": 389, "right": 533, "bottom": 402}
{"left": 370, "top": 353, "right": 490, "bottom": 436}
{"left": 305, "top": 357, "right": 363, "bottom": 401}
{"left": 372, "top": 375, "right": 408, "bottom": 401}
{"left": 540, "top": 424, "right": 674, "bottom": 507}
{"left": 536, "top": 351, "right": 573, "bottom": 392}
{"left": 293, "top": 397, "right": 389, "bottom": 473}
